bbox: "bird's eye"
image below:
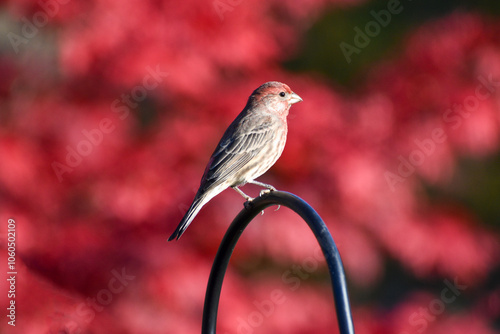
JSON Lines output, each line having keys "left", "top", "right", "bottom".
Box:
{"left": 279, "top": 92, "right": 286, "bottom": 97}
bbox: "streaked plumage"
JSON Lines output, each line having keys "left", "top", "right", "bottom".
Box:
{"left": 168, "top": 81, "right": 302, "bottom": 241}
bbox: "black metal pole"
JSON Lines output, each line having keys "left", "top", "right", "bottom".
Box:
{"left": 201, "top": 191, "right": 355, "bottom": 334}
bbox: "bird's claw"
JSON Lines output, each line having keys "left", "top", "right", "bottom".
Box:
{"left": 259, "top": 187, "right": 275, "bottom": 197}
{"left": 243, "top": 199, "right": 264, "bottom": 215}
{"left": 244, "top": 186, "right": 276, "bottom": 211}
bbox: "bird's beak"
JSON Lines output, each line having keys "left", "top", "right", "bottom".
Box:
{"left": 289, "top": 92, "right": 303, "bottom": 105}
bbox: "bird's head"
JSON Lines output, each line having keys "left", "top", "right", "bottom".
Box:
{"left": 248, "top": 81, "right": 302, "bottom": 117}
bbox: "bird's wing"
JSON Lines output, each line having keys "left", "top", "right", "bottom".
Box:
{"left": 200, "top": 115, "right": 275, "bottom": 190}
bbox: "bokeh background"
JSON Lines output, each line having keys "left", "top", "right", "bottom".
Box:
{"left": 1, "top": 0, "right": 500, "bottom": 333}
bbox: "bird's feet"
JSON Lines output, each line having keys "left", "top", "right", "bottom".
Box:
{"left": 239, "top": 182, "right": 277, "bottom": 213}
{"left": 243, "top": 199, "right": 264, "bottom": 216}
{"left": 248, "top": 180, "right": 277, "bottom": 196}
{"left": 259, "top": 189, "right": 271, "bottom": 197}
{"left": 259, "top": 185, "right": 276, "bottom": 197}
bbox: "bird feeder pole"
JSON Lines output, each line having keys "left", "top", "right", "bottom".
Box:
{"left": 201, "top": 191, "right": 355, "bottom": 334}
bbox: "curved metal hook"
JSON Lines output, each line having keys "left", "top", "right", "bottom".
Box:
{"left": 201, "top": 191, "right": 355, "bottom": 334}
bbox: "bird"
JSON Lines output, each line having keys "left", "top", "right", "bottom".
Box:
{"left": 168, "top": 81, "right": 302, "bottom": 241}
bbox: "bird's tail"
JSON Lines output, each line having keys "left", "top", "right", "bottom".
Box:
{"left": 168, "top": 192, "right": 210, "bottom": 241}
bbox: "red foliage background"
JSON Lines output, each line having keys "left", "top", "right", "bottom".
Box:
{"left": 0, "top": 0, "right": 499, "bottom": 333}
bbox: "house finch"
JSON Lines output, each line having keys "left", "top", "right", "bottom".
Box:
{"left": 168, "top": 81, "right": 302, "bottom": 241}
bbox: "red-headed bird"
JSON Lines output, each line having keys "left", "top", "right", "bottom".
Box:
{"left": 169, "top": 81, "right": 302, "bottom": 241}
